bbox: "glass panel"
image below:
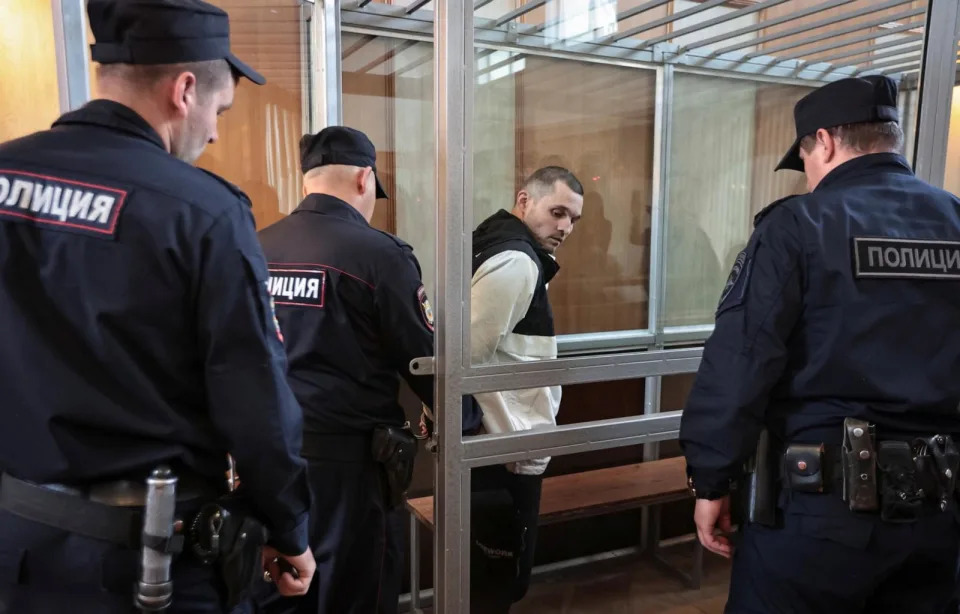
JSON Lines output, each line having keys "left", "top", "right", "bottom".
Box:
{"left": 663, "top": 74, "right": 812, "bottom": 327}
{"left": 340, "top": 33, "right": 437, "bottom": 290}
{"left": 340, "top": 0, "right": 929, "bottom": 355}
{"left": 661, "top": 1, "right": 929, "bottom": 328}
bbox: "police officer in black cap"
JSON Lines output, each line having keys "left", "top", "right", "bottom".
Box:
{"left": 679, "top": 75, "right": 960, "bottom": 613}
{"left": 255, "top": 126, "right": 481, "bottom": 614}
{"left": 0, "top": 0, "right": 316, "bottom": 611}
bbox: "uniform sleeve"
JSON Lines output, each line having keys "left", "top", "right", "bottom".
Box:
{"left": 678, "top": 205, "right": 804, "bottom": 497}
{"left": 196, "top": 207, "right": 310, "bottom": 555}
{"left": 470, "top": 251, "right": 539, "bottom": 365}
{"left": 375, "top": 245, "right": 436, "bottom": 409}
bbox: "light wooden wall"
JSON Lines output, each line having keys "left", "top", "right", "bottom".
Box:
{"left": 0, "top": 0, "right": 61, "bottom": 142}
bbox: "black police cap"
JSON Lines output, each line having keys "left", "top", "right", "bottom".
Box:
{"left": 300, "top": 127, "right": 388, "bottom": 200}
{"left": 776, "top": 75, "right": 899, "bottom": 172}
{"left": 87, "top": 0, "right": 265, "bottom": 86}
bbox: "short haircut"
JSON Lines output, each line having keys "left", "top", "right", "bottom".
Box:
{"left": 97, "top": 59, "right": 235, "bottom": 101}
{"left": 799, "top": 120, "right": 903, "bottom": 156}
{"left": 522, "top": 166, "right": 584, "bottom": 200}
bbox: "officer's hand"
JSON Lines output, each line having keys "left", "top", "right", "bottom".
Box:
{"left": 694, "top": 496, "right": 733, "bottom": 559}
{"left": 262, "top": 545, "right": 316, "bottom": 597}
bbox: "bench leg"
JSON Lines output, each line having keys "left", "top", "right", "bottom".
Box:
{"left": 409, "top": 511, "right": 424, "bottom": 614}
{"left": 647, "top": 504, "right": 703, "bottom": 590}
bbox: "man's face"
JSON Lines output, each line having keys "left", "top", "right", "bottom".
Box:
{"left": 516, "top": 181, "right": 584, "bottom": 253}
{"left": 170, "top": 78, "right": 236, "bottom": 164}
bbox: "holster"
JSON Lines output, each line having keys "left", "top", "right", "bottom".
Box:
{"left": 841, "top": 418, "right": 879, "bottom": 512}
{"left": 372, "top": 425, "right": 418, "bottom": 509}
{"left": 188, "top": 493, "right": 267, "bottom": 610}
{"left": 744, "top": 429, "right": 777, "bottom": 527}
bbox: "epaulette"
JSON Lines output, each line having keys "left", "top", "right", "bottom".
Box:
{"left": 753, "top": 194, "right": 799, "bottom": 227}
{"left": 373, "top": 227, "right": 413, "bottom": 251}
{"left": 197, "top": 168, "right": 253, "bottom": 208}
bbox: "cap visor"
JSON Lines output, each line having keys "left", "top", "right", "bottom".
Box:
{"left": 375, "top": 175, "right": 388, "bottom": 200}
{"left": 227, "top": 53, "right": 266, "bottom": 86}
{"left": 775, "top": 138, "right": 804, "bottom": 172}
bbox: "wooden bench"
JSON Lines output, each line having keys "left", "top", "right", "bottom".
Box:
{"left": 404, "top": 456, "right": 703, "bottom": 612}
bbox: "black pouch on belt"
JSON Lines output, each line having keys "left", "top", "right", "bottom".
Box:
{"left": 372, "top": 425, "right": 418, "bottom": 510}
{"left": 783, "top": 443, "right": 825, "bottom": 493}
{"left": 189, "top": 493, "right": 268, "bottom": 609}
{"left": 877, "top": 441, "right": 923, "bottom": 523}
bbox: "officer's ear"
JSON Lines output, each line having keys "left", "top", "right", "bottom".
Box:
{"left": 357, "top": 167, "right": 374, "bottom": 196}
{"left": 170, "top": 71, "right": 199, "bottom": 118}
{"left": 815, "top": 128, "right": 838, "bottom": 163}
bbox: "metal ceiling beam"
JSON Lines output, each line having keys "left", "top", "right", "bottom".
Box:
{"left": 357, "top": 0, "right": 374, "bottom": 7}
{"left": 638, "top": 0, "right": 790, "bottom": 50}
{"left": 493, "top": 0, "right": 546, "bottom": 27}
{"left": 474, "top": 0, "right": 496, "bottom": 10}
{"left": 680, "top": 0, "right": 853, "bottom": 53}
{"left": 357, "top": 38, "right": 419, "bottom": 73}
{"left": 740, "top": 6, "right": 926, "bottom": 60}
{"left": 877, "top": 60, "right": 924, "bottom": 75}
{"left": 851, "top": 42, "right": 924, "bottom": 66}
{"left": 878, "top": 50, "right": 960, "bottom": 76}
{"left": 606, "top": 0, "right": 730, "bottom": 44}
{"left": 406, "top": 0, "right": 432, "bottom": 14}
{"left": 857, "top": 51, "right": 923, "bottom": 71}
{"left": 342, "top": 33, "right": 376, "bottom": 60}
{"left": 785, "top": 31, "right": 923, "bottom": 64}
{"left": 717, "top": 0, "right": 916, "bottom": 57}
{"left": 531, "top": 0, "right": 671, "bottom": 35}
{"left": 784, "top": 20, "right": 924, "bottom": 66}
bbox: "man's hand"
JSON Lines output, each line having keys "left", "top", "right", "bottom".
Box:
{"left": 694, "top": 496, "right": 734, "bottom": 558}
{"left": 262, "top": 545, "right": 316, "bottom": 596}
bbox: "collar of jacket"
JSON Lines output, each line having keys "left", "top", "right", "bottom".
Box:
{"left": 53, "top": 99, "right": 167, "bottom": 151}
{"left": 815, "top": 152, "right": 913, "bottom": 192}
{"left": 293, "top": 193, "right": 369, "bottom": 226}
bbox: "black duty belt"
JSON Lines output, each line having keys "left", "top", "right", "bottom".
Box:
{"left": 0, "top": 474, "right": 143, "bottom": 547}
{"left": 0, "top": 473, "right": 220, "bottom": 548}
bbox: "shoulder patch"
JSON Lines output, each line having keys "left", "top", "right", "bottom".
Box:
{"left": 197, "top": 168, "right": 252, "bottom": 208}
{"left": 267, "top": 266, "right": 327, "bottom": 308}
{"left": 417, "top": 285, "right": 434, "bottom": 331}
{"left": 0, "top": 169, "right": 128, "bottom": 239}
{"left": 853, "top": 237, "right": 960, "bottom": 279}
{"left": 753, "top": 195, "right": 798, "bottom": 228}
{"left": 717, "top": 247, "right": 755, "bottom": 315}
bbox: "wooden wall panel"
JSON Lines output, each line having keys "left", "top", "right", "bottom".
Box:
{"left": 0, "top": 0, "right": 60, "bottom": 142}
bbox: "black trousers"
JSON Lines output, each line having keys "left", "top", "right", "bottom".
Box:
{"left": 470, "top": 465, "right": 543, "bottom": 614}
{"left": 0, "top": 509, "right": 227, "bottom": 613}
{"left": 253, "top": 457, "right": 403, "bottom": 614}
{"left": 726, "top": 506, "right": 960, "bottom": 614}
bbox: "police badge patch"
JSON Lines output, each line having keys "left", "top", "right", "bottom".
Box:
{"left": 718, "top": 250, "right": 747, "bottom": 310}
{"left": 417, "top": 286, "right": 434, "bottom": 331}
{"left": 269, "top": 296, "right": 284, "bottom": 343}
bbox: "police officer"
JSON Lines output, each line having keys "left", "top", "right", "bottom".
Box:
{"left": 679, "top": 75, "right": 960, "bottom": 613}
{"left": 0, "top": 0, "right": 315, "bottom": 611}
{"left": 255, "top": 126, "right": 474, "bottom": 614}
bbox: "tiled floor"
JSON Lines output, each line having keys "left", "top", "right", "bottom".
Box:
{"left": 425, "top": 543, "right": 732, "bottom": 614}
